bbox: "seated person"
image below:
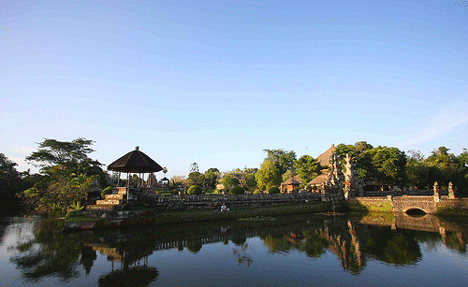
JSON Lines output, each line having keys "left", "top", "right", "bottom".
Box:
{"left": 221, "top": 204, "right": 228, "bottom": 212}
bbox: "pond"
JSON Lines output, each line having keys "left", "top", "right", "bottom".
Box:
{"left": 1, "top": 213, "right": 467, "bottom": 286}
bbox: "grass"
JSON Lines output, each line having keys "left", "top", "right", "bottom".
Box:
{"left": 347, "top": 199, "right": 394, "bottom": 213}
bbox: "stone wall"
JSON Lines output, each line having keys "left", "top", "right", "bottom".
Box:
{"left": 132, "top": 193, "right": 322, "bottom": 211}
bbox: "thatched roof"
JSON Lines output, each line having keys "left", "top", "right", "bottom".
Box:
{"left": 282, "top": 175, "right": 302, "bottom": 185}
{"left": 316, "top": 144, "right": 336, "bottom": 167}
{"left": 107, "top": 146, "right": 163, "bottom": 173}
{"left": 308, "top": 173, "right": 330, "bottom": 186}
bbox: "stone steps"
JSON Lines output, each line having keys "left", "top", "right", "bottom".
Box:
{"left": 105, "top": 193, "right": 125, "bottom": 200}
{"left": 95, "top": 199, "right": 124, "bottom": 205}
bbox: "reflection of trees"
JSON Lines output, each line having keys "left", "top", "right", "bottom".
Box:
{"left": 364, "top": 229, "right": 421, "bottom": 265}
{"left": 262, "top": 234, "right": 294, "bottom": 254}
{"left": 232, "top": 243, "right": 253, "bottom": 266}
{"left": 11, "top": 219, "right": 82, "bottom": 282}
{"left": 186, "top": 242, "right": 203, "bottom": 254}
{"left": 98, "top": 266, "right": 159, "bottom": 287}
{"left": 300, "top": 230, "right": 327, "bottom": 258}
{"left": 9, "top": 213, "right": 468, "bottom": 283}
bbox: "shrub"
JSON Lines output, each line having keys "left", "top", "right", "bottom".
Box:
{"left": 64, "top": 206, "right": 84, "bottom": 220}
{"left": 268, "top": 186, "right": 280, "bottom": 194}
{"left": 231, "top": 185, "right": 244, "bottom": 195}
{"left": 253, "top": 189, "right": 263, "bottom": 194}
{"left": 101, "top": 186, "right": 112, "bottom": 199}
{"left": 187, "top": 185, "right": 203, "bottom": 195}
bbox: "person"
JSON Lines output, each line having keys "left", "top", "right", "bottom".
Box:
{"left": 221, "top": 203, "right": 227, "bottom": 212}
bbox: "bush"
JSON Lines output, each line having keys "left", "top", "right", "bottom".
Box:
{"left": 231, "top": 185, "right": 244, "bottom": 195}
{"left": 187, "top": 185, "right": 203, "bottom": 195}
{"left": 268, "top": 186, "right": 280, "bottom": 194}
{"left": 101, "top": 186, "right": 112, "bottom": 198}
{"left": 64, "top": 206, "right": 84, "bottom": 220}
{"left": 253, "top": 189, "right": 263, "bottom": 194}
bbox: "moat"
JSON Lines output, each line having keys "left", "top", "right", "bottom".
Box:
{"left": 1, "top": 213, "right": 467, "bottom": 286}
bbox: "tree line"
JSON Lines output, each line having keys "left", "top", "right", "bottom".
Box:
{"left": 1, "top": 138, "right": 467, "bottom": 215}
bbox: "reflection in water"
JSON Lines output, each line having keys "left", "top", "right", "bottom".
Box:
{"left": 8, "top": 213, "right": 468, "bottom": 285}
{"left": 98, "top": 266, "right": 159, "bottom": 287}
{"left": 232, "top": 243, "right": 253, "bottom": 266}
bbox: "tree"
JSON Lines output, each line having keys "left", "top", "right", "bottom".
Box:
{"left": 222, "top": 167, "right": 257, "bottom": 192}
{"left": 26, "top": 138, "right": 102, "bottom": 177}
{"left": 335, "top": 141, "right": 374, "bottom": 178}
{"left": 186, "top": 171, "right": 204, "bottom": 187}
{"left": 204, "top": 168, "right": 221, "bottom": 190}
{"left": 424, "top": 147, "right": 468, "bottom": 194}
{"left": 406, "top": 150, "right": 430, "bottom": 189}
{"left": 0, "top": 153, "right": 24, "bottom": 198}
{"left": 190, "top": 162, "right": 199, "bottom": 173}
{"left": 230, "top": 185, "right": 244, "bottom": 195}
{"left": 21, "top": 138, "right": 104, "bottom": 215}
{"left": 187, "top": 185, "right": 202, "bottom": 195}
{"left": 255, "top": 160, "right": 282, "bottom": 191}
{"left": 294, "top": 155, "right": 321, "bottom": 187}
{"left": 263, "top": 149, "right": 297, "bottom": 175}
{"left": 365, "top": 146, "right": 407, "bottom": 188}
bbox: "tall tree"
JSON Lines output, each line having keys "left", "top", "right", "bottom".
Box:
{"left": 365, "top": 146, "right": 407, "bottom": 188}
{"left": 222, "top": 167, "right": 257, "bottom": 192}
{"left": 263, "top": 149, "right": 297, "bottom": 175}
{"left": 204, "top": 168, "right": 221, "bottom": 189}
{"left": 0, "top": 153, "right": 24, "bottom": 198}
{"left": 255, "top": 160, "right": 282, "bottom": 191}
{"left": 406, "top": 150, "right": 430, "bottom": 189}
{"left": 26, "top": 138, "right": 102, "bottom": 177}
{"left": 22, "top": 138, "right": 104, "bottom": 214}
{"left": 335, "top": 141, "right": 374, "bottom": 178}
{"left": 294, "top": 155, "right": 322, "bottom": 187}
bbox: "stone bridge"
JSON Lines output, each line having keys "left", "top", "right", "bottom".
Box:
{"left": 349, "top": 195, "right": 468, "bottom": 215}
{"left": 392, "top": 196, "right": 438, "bottom": 214}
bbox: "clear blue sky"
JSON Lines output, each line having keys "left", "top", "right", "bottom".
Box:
{"left": 1, "top": 0, "right": 467, "bottom": 178}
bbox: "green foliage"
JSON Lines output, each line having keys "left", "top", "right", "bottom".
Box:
{"left": 204, "top": 168, "right": 220, "bottom": 189}
{"left": 294, "top": 155, "right": 321, "bottom": 187}
{"left": 0, "top": 153, "right": 24, "bottom": 198}
{"left": 21, "top": 138, "right": 103, "bottom": 215}
{"left": 366, "top": 146, "right": 407, "bottom": 187}
{"left": 222, "top": 167, "right": 257, "bottom": 192}
{"left": 230, "top": 185, "right": 244, "bottom": 195}
{"left": 255, "top": 160, "right": 282, "bottom": 191}
{"left": 26, "top": 137, "right": 102, "bottom": 177}
{"left": 101, "top": 186, "right": 112, "bottom": 199}
{"left": 268, "top": 186, "right": 280, "bottom": 194}
{"left": 186, "top": 172, "right": 204, "bottom": 187}
{"left": 335, "top": 142, "right": 407, "bottom": 188}
{"left": 263, "top": 149, "right": 297, "bottom": 174}
{"left": 335, "top": 141, "right": 374, "bottom": 178}
{"left": 187, "top": 185, "right": 203, "bottom": 195}
{"left": 64, "top": 206, "right": 84, "bottom": 220}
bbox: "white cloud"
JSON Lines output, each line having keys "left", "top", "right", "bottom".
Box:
{"left": 396, "top": 99, "right": 468, "bottom": 150}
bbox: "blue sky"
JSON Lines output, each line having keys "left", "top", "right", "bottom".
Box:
{"left": 1, "top": 0, "right": 467, "bottom": 178}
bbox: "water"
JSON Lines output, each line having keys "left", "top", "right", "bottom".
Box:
{"left": 1, "top": 213, "right": 467, "bottom": 286}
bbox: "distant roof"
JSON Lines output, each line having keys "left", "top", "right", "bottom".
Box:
{"left": 316, "top": 144, "right": 336, "bottom": 167}
{"left": 308, "top": 173, "right": 330, "bottom": 186}
{"left": 107, "top": 146, "right": 163, "bottom": 173}
{"left": 282, "top": 175, "right": 302, "bottom": 185}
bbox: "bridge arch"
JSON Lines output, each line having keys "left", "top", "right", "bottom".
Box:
{"left": 392, "top": 196, "right": 437, "bottom": 214}
{"left": 404, "top": 208, "right": 427, "bottom": 215}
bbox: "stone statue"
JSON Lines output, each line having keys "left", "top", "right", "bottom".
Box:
{"left": 343, "top": 153, "right": 357, "bottom": 199}
{"left": 433, "top": 182, "right": 440, "bottom": 202}
{"left": 448, "top": 182, "right": 455, "bottom": 199}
